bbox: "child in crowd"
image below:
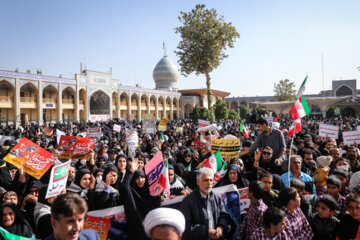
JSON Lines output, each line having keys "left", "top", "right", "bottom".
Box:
{"left": 290, "top": 179, "right": 312, "bottom": 219}
{"left": 337, "top": 193, "right": 360, "bottom": 240}
{"left": 259, "top": 171, "right": 278, "bottom": 208}
{"left": 310, "top": 195, "right": 339, "bottom": 240}
{"left": 324, "top": 175, "right": 346, "bottom": 214}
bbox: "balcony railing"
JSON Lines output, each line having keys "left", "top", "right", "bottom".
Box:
{"left": 21, "top": 97, "right": 37, "bottom": 102}
{"left": 0, "top": 96, "right": 11, "bottom": 101}
{"left": 43, "top": 98, "right": 57, "bottom": 103}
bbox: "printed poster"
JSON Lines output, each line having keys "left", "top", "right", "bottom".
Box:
{"left": 159, "top": 117, "right": 168, "bottom": 127}
{"left": 4, "top": 137, "right": 55, "bottom": 180}
{"left": 113, "top": 124, "right": 121, "bottom": 133}
{"left": 84, "top": 216, "right": 111, "bottom": 240}
{"left": 211, "top": 138, "right": 240, "bottom": 158}
{"left": 46, "top": 160, "right": 71, "bottom": 199}
{"left": 144, "top": 114, "right": 156, "bottom": 134}
{"left": 343, "top": 130, "right": 360, "bottom": 145}
{"left": 144, "top": 152, "right": 165, "bottom": 196}
{"left": 127, "top": 131, "right": 138, "bottom": 159}
{"left": 42, "top": 127, "right": 54, "bottom": 136}
{"left": 319, "top": 123, "right": 339, "bottom": 139}
{"left": 87, "top": 127, "right": 102, "bottom": 138}
{"left": 198, "top": 119, "right": 210, "bottom": 128}
{"left": 56, "top": 136, "right": 95, "bottom": 160}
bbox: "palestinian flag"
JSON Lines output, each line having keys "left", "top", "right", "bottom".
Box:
{"left": 288, "top": 119, "right": 302, "bottom": 137}
{"left": 274, "top": 115, "right": 280, "bottom": 122}
{"left": 240, "top": 121, "right": 249, "bottom": 139}
{"left": 185, "top": 163, "right": 191, "bottom": 174}
{"left": 290, "top": 96, "right": 310, "bottom": 120}
{"left": 296, "top": 76, "right": 307, "bottom": 99}
{"left": 203, "top": 150, "right": 223, "bottom": 173}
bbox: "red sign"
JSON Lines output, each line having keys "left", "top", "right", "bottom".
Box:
{"left": 56, "top": 136, "right": 94, "bottom": 159}
{"left": 84, "top": 215, "right": 111, "bottom": 240}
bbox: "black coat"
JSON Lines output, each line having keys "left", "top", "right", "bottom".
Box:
{"left": 180, "top": 188, "right": 230, "bottom": 240}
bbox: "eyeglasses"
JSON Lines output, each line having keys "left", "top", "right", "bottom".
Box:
{"left": 263, "top": 152, "right": 272, "bottom": 155}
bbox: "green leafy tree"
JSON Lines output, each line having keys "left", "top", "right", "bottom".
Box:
{"left": 237, "top": 104, "right": 249, "bottom": 119}
{"left": 228, "top": 110, "right": 239, "bottom": 120}
{"left": 190, "top": 106, "right": 210, "bottom": 120}
{"left": 214, "top": 99, "right": 228, "bottom": 120}
{"left": 175, "top": 4, "right": 240, "bottom": 121}
{"left": 273, "top": 79, "right": 296, "bottom": 101}
{"left": 251, "top": 107, "right": 266, "bottom": 116}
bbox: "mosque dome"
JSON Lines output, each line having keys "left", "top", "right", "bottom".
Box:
{"left": 153, "top": 54, "right": 179, "bottom": 91}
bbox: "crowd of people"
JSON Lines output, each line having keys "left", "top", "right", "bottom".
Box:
{"left": 0, "top": 114, "right": 360, "bottom": 240}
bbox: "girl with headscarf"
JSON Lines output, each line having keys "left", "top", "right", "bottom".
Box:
{"left": 67, "top": 168, "right": 96, "bottom": 210}
{"left": 95, "top": 164, "right": 121, "bottom": 209}
{"left": 0, "top": 203, "right": 33, "bottom": 238}
{"left": 115, "top": 154, "right": 131, "bottom": 183}
{"left": 66, "top": 164, "right": 76, "bottom": 187}
{"left": 217, "top": 164, "right": 249, "bottom": 188}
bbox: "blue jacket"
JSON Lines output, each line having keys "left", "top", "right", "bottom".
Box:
{"left": 45, "top": 229, "right": 100, "bottom": 240}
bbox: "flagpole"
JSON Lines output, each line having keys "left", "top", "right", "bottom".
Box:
{"left": 288, "top": 124, "right": 296, "bottom": 187}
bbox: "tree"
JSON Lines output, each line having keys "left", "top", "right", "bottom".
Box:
{"left": 228, "top": 110, "right": 239, "bottom": 120}
{"left": 273, "top": 79, "right": 296, "bottom": 101}
{"left": 175, "top": 4, "right": 240, "bottom": 121}
{"left": 251, "top": 107, "right": 266, "bottom": 116}
{"left": 214, "top": 99, "right": 228, "bottom": 120}
{"left": 190, "top": 106, "right": 210, "bottom": 120}
{"left": 237, "top": 104, "right": 249, "bottom": 119}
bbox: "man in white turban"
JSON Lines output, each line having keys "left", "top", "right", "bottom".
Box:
{"left": 144, "top": 207, "right": 185, "bottom": 240}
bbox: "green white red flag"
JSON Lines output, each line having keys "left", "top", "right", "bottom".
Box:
{"left": 296, "top": 76, "right": 307, "bottom": 99}
{"left": 290, "top": 96, "right": 310, "bottom": 120}
{"left": 203, "top": 150, "right": 227, "bottom": 184}
{"left": 288, "top": 119, "right": 302, "bottom": 137}
{"left": 240, "top": 121, "right": 249, "bottom": 139}
{"left": 274, "top": 115, "right": 280, "bottom": 122}
{"left": 185, "top": 163, "right": 191, "bottom": 174}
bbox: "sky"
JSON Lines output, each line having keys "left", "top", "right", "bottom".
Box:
{"left": 1, "top": 0, "right": 360, "bottom": 97}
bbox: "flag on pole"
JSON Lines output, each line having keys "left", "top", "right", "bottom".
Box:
{"left": 239, "top": 122, "right": 249, "bottom": 139}
{"left": 288, "top": 119, "right": 302, "bottom": 137}
{"left": 274, "top": 115, "right": 280, "bottom": 122}
{"left": 290, "top": 96, "right": 310, "bottom": 120}
{"left": 214, "top": 161, "right": 227, "bottom": 185}
{"left": 158, "top": 160, "right": 170, "bottom": 196}
{"left": 295, "top": 76, "right": 307, "bottom": 99}
{"left": 159, "top": 132, "right": 164, "bottom": 143}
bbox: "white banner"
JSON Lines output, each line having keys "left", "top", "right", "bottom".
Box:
{"left": 127, "top": 131, "right": 138, "bottom": 158}
{"left": 113, "top": 124, "right": 121, "bottom": 132}
{"left": 319, "top": 123, "right": 339, "bottom": 139}
{"left": 266, "top": 117, "right": 274, "bottom": 124}
{"left": 89, "top": 114, "right": 110, "bottom": 122}
{"left": 198, "top": 119, "right": 210, "bottom": 128}
{"left": 272, "top": 122, "right": 280, "bottom": 129}
{"left": 46, "top": 160, "right": 71, "bottom": 199}
{"left": 343, "top": 130, "right": 360, "bottom": 145}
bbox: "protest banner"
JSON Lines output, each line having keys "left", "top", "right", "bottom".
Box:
{"left": 211, "top": 138, "right": 240, "bottom": 158}
{"left": 77, "top": 132, "right": 87, "bottom": 138}
{"left": 56, "top": 129, "right": 65, "bottom": 144}
{"left": 265, "top": 117, "right": 274, "bottom": 124}
{"left": 56, "top": 136, "right": 94, "bottom": 160}
{"left": 87, "top": 206, "right": 126, "bottom": 240}
{"left": 127, "top": 131, "right": 138, "bottom": 159}
{"left": 159, "top": 117, "right": 168, "bottom": 126}
{"left": 113, "top": 124, "right": 121, "bottom": 133}
{"left": 145, "top": 152, "right": 167, "bottom": 196}
{"left": 87, "top": 127, "right": 102, "bottom": 138}
{"left": 343, "top": 130, "right": 360, "bottom": 145}
{"left": 143, "top": 114, "right": 156, "bottom": 134}
{"left": 4, "top": 137, "right": 55, "bottom": 180}
{"left": 176, "top": 127, "right": 183, "bottom": 133}
{"left": 84, "top": 216, "right": 111, "bottom": 240}
{"left": 198, "top": 119, "right": 210, "bottom": 128}
{"left": 42, "top": 127, "right": 54, "bottom": 136}
{"left": 45, "top": 160, "right": 71, "bottom": 199}
{"left": 319, "top": 123, "right": 339, "bottom": 139}
{"left": 272, "top": 122, "right": 280, "bottom": 129}
{"left": 158, "top": 125, "right": 167, "bottom": 131}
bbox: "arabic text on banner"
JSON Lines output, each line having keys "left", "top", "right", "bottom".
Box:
{"left": 343, "top": 130, "right": 360, "bottom": 145}
{"left": 56, "top": 136, "right": 94, "bottom": 160}
{"left": 46, "top": 160, "right": 71, "bottom": 199}
{"left": 198, "top": 119, "right": 210, "bottom": 128}
{"left": 87, "top": 128, "right": 102, "bottom": 138}
{"left": 4, "top": 138, "right": 55, "bottom": 180}
{"left": 159, "top": 117, "right": 168, "bottom": 126}
{"left": 211, "top": 138, "right": 240, "bottom": 158}
{"left": 144, "top": 152, "right": 165, "bottom": 196}
{"left": 84, "top": 216, "right": 111, "bottom": 240}
{"left": 318, "top": 123, "right": 339, "bottom": 139}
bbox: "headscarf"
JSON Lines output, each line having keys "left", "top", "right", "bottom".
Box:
{"left": 0, "top": 203, "right": 33, "bottom": 237}
{"left": 220, "top": 164, "right": 249, "bottom": 188}
{"left": 73, "top": 169, "right": 92, "bottom": 189}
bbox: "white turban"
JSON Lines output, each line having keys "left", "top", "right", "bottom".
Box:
{"left": 143, "top": 208, "right": 185, "bottom": 237}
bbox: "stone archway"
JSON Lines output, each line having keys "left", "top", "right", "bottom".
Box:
{"left": 141, "top": 94, "right": 148, "bottom": 119}
{"left": 336, "top": 85, "right": 353, "bottom": 96}
{"left": 184, "top": 103, "right": 193, "bottom": 118}
{"left": 120, "top": 92, "right": 129, "bottom": 119}
{"left": 20, "top": 82, "right": 38, "bottom": 124}
{"left": 90, "top": 90, "right": 110, "bottom": 115}
{"left": 62, "top": 87, "right": 76, "bottom": 121}
{"left": 43, "top": 85, "right": 58, "bottom": 122}
{"left": 150, "top": 95, "right": 157, "bottom": 118}
{"left": 341, "top": 107, "right": 356, "bottom": 117}
{"left": 0, "top": 80, "right": 15, "bottom": 123}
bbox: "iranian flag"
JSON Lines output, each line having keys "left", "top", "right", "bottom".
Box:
{"left": 288, "top": 119, "right": 302, "bottom": 137}
{"left": 214, "top": 161, "right": 227, "bottom": 185}
{"left": 159, "top": 132, "right": 164, "bottom": 143}
{"left": 158, "top": 160, "right": 170, "bottom": 196}
{"left": 296, "top": 76, "right": 307, "bottom": 99}
{"left": 274, "top": 115, "right": 280, "bottom": 122}
{"left": 290, "top": 96, "right": 310, "bottom": 120}
{"left": 203, "top": 150, "right": 223, "bottom": 172}
{"left": 240, "top": 121, "right": 249, "bottom": 139}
